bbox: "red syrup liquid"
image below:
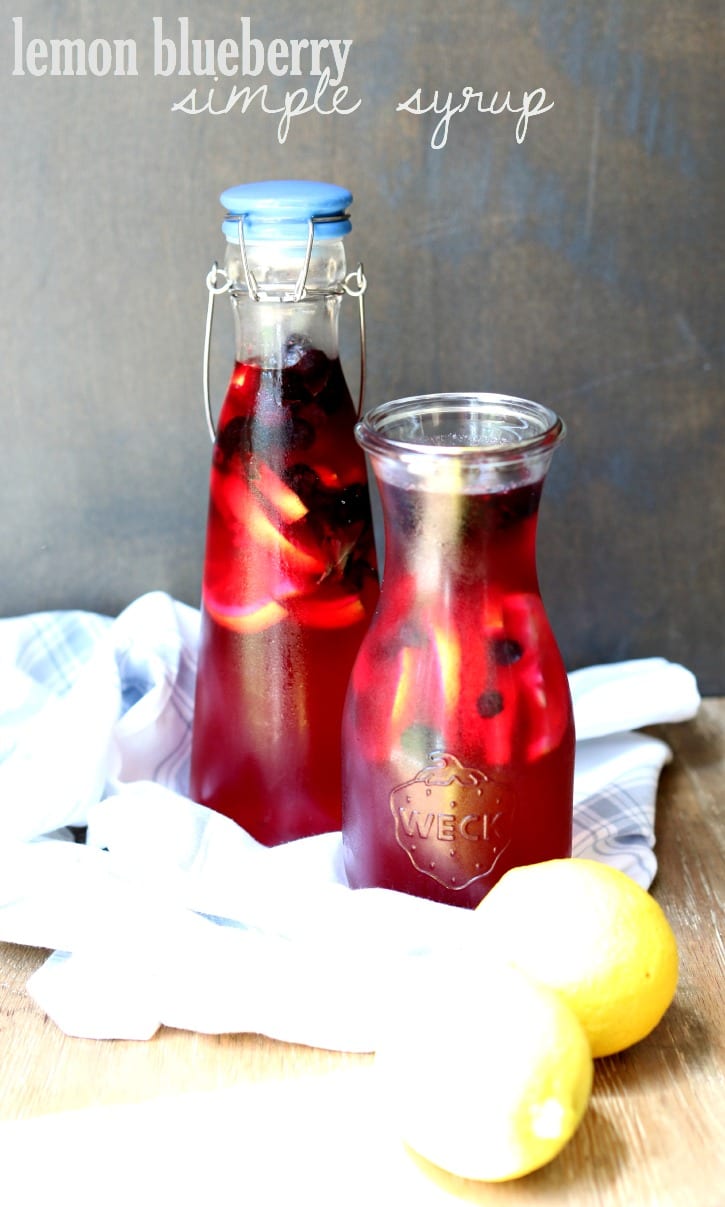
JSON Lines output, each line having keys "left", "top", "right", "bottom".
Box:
{"left": 342, "top": 476, "right": 575, "bottom": 907}
{"left": 190, "top": 337, "right": 379, "bottom": 844}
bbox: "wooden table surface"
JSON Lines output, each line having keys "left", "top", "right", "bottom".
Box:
{"left": 0, "top": 701, "right": 723, "bottom": 1206}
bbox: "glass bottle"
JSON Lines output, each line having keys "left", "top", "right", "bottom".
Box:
{"left": 342, "top": 393, "right": 574, "bottom": 907}
{"left": 190, "top": 180, "right": 379, "bottom": 844}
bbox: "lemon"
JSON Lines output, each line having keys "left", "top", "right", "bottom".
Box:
{"left": 474, "top": 858, "right": 679, "bottom": 1058}
{"left": 376, "top": 957, "right": 593, "bottom": 1182}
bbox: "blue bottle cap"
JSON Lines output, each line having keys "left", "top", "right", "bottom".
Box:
{"left": 220, "top": 179, "right": 353, "bottom": 242}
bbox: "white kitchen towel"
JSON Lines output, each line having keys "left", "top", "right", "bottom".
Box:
{"left": 0, "top": 591, "right": 700, "bottom": 1050}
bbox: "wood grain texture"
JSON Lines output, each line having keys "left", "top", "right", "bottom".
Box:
{"left": 1, "top": 702, "right": 723, "bottom": 1205}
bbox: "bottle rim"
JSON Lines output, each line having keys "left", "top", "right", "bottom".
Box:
{"left": 356, "top": 392, "right": 566, "bottom": 465}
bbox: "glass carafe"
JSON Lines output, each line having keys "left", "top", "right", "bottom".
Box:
{"left": 342, "top": 393, "right": 574, "bottom": 907}
{"left": 190, "top": 180, "right": 379, "bottom": 844}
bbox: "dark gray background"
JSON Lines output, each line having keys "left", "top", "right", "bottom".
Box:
{"left": 1, "top": 2, "right": 723, "bottom": 690}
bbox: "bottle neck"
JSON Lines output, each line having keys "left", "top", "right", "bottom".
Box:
{"left": 224, "top": 234, "right": 347, "bottom": 366}
{"left": 358, "top": 394, "right": 562, "bottom": 606}
{"left": 377, "top": 472, "right": 544, "bottom": 600}
{"left": 230, "top": 292, "right": 342, "bottom": 366}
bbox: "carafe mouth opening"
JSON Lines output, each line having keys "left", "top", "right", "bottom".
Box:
{"left": 356, "top": 393, "right": 565, "bottom": 465}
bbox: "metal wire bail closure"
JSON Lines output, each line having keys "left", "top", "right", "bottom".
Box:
{"left": 234, "top": 215, "right": 317, "bottom": 305}
{"left": 344, "top": 263, "right": 368, "bottom": 422}
{"left": 202, "top": 235, "right": 368, "bottom": 441}
{"left": 203, "top": 261, "right": 232, "bottom": 442}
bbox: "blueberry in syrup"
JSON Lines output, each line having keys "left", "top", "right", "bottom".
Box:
{"left": 493, "top": 482, "right": 542, "bottom": 528}
{"left": 476, "top": 690, "right": 505, "bottom": 718}
{"left": 329, "top": 483, "right": 368, "bottom": 527}
{"left": 492, "top": 637, "right": 524, "bottom": 666}
{"left": 283, "top": 333, "right": 312, "bottom": 368}
{"left": 284, "top": 334, "right": 331, "bottom": 397}
{"left": 282, "top": 463, "right": 324, "bottom": 508}
{"left": 215, "top": 416, "right": 254, "bottom": 466}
